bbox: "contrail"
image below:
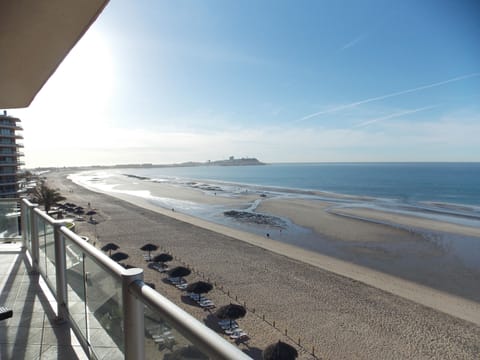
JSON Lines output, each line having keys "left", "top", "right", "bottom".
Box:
{"left": 341, "top": 34, "right": 365, "bottom": 50}
{"left": 296, "top": 72, "right": 480, "bottom": 123}
{"left": 352, "top": 105, "right": 437, "bottom": 128}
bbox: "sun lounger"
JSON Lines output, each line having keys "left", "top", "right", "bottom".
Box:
{"left": 167, "top": 277, "right": 186, "bottom": 285}
{"left": 220, "top": 322, "right": 239, "bottom": 329}
{"left": 218, "top": 319, "right": 237, "bottom": 327}
{"left": 199, "top": 302, "right": 215, "bottom": 309}
{"left": 143, "top": 254, "right": 152, "bottom": 262}
{"left": 176, "top": 283, "right": 188, "bottom": 290}
{"left": 224, "top": 327, "right": 242, "bottom": 335}
{"left": 0, "top": 306, "right": 12, "bottom": 321}
{"left": 154, "top": 337, "right": 166, "bottom": 345}
{"left": 198, "top": 299, "right": 214, "bottom": 305}
{"left": 149, "top": 262, "right": 169, "bottom": 273}
{"left": 229, "top": 330, "right": 248, "bottom": 340}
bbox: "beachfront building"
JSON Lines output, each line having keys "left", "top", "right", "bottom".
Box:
{"left": 0, "top": 111, "right": 24, "bottom": 198}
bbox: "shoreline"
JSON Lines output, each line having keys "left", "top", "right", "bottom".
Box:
{"left": 45, "top": 171, "right": 480, "bottom": 359}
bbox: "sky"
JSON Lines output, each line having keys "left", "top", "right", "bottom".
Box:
{"left": 12, "top": 0, "right": 480, "bottom": 167}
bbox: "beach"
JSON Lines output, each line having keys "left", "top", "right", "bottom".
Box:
{"left": 46, "top": 170, "right": 480, "bottom": 359}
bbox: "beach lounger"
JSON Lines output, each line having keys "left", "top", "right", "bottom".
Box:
{"left": 149, "top": 262, "right": 169, "bottom": 273}
{"left": 167, "top": 277, "right": 186, "bottom": 284}
{"left": 224, "top": 327, "right": 242, "bottom": 335}
{"left": 189, "top": 293, "right": 201, "bottom": 300}
{"left": 197, "top": 299, "right": 214, "bottom": 306}
{"left": 229, "top": 330, "right": 248, "bottom": 340}
{"left": 221, "top": 323, "right": 239, "bottom": 331}
{"left": 176, "top": 283, "right": 188, "bottom": 290}
{"left": 0, "top": 306, "right": 12, "bottom": 321}
{"left": 143, "top": 254, "right": 152, "bottom": 262}
{"left": 218, "top": 319, "right": 237, "bottom": 327}
{"left": 199, "top": 302, "right": 215, "bottom": 309}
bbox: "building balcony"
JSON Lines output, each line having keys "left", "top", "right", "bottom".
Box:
{"left": 0, "top": 191, "right": 19, "bottom": 198}
{"left": 0, "top": 182, "right": 19, "bottom": 188}
{"left": 0, "top": 178, "right": 19, "bottom": 186}
{"left": 0, "top": 199, "right": 251, "bottom": 360}
{"left": 0, "top": 134, "right": 23, "bottom": 140}
{"left": 0, "top": 123, "right": 23, "bottom": 131}
{"left": 0, "top": 161, "right": 24, "bottom": 166}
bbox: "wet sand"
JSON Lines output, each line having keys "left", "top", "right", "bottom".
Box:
{"left": 47, "top": 171, "right": 480, "bottom": 359}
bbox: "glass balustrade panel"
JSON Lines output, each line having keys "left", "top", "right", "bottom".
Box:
{"left": 144, "top": 303, "right": 210, "bottom": 360}
{"left": 24, "top": 204, "right": 31, "bottom": 251}
{"left": 64, "top": 237, "right": 88, "bottom": 342}
{"left": 84, "top": 256, "right": 124, "bottom": 359}
{"left": 36, "top": 215, "right": 47, "bottom": 277}
{"left": 44, "top": 222, "right": 56, "bottom": 293}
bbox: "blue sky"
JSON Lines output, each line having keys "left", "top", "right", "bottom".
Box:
{"left": 14, "top": 0, "right": 480, "bottom": 166}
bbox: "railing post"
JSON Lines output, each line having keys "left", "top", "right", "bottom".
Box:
{"left": 54, "top": 223, "right": 68, "bottom": 322}
{"left": 20, "top": 200, "right": 26, "bottom": 249}
{"left": 122, "top": 269, "right": 145, "bottom": 360}
{"left": 29, "top": 203, "right": 40, "bottom": 273}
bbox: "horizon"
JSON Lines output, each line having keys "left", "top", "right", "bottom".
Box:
{"left": 9, "top": 1, "right": 480, "bottom": 167}
{"left": 29, "top": 159, "right": 480, "bottom": 170}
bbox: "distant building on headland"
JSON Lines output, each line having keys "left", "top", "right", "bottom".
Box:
{"left": 0, "top": 111, "right": 24, "bottom": 198}
{"left": 209, "top": 156, "right": 264, "bottom": 166}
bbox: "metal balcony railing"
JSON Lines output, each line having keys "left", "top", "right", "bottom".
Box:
{"left": 17, "top": 198, "right": 250, "bottom": 360}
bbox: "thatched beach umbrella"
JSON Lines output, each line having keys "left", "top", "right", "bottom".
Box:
{"left": 152, "top": 253, "right": 173, "bottom": 264}
{"left": 215, "top": 304, "right": 246, "bottom": 328}
{"left": 186, "top": 281, "right": 213, "bottom": 301}
{"left": 101, "top": 242, "right": 119, "bottom": 256}
{"left": 110, "top": 252, "right": 129, "bottom": 263}
{"left": 168, "top": 266, "right": 191, "bottom": 278}
{"left": 140, "top": 243, "right": 158, "bottom": 258}
{"left": 263, "top": 341, "right": 298, "bottom": 360}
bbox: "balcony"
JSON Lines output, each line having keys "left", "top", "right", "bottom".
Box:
{"left": 0, "top": 199, "right": 251, "bottom": 360}
{"left": 0, "top": 123, "right": 23, "bottom": 131}
{"left": 0, "top": 151, "right": 22, "bottom": 156}
{"left": 0, "top": 161, "right": 24, "bottom": 166}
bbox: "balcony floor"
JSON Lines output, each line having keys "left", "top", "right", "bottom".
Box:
{"left": 0, "top": 243, "right": 88, "bottom": 360}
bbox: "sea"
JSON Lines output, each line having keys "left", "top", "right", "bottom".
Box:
{"left": 70, "top": 162, "right": 480, "bottom": 301}
{"left": 71, "top": 162, "right": 480, "bottom": 233}
{"left": 123, "top": 162, "right": 480, "bottom": 205}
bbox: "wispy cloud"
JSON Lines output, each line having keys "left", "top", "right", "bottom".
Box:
{"left": 352, "top": 105, "right": 437, "bottom": 128}
{"left": 296, "top": 72, "right": 480, "bottom": 123}
{"left": 340, "top": 34, "right": 366, "bottom": 50}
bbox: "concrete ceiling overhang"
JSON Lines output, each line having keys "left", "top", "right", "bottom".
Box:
{"left": 0, "top": 0, "right": 109, "bottom": 109}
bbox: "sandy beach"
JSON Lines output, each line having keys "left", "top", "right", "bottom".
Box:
{"left": 46, "top": 171, "right": 480, "bottom": 359}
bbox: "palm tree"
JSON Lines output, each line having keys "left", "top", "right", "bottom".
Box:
{"left": 32, "top": 181, "right": 66, "bottom": 213}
